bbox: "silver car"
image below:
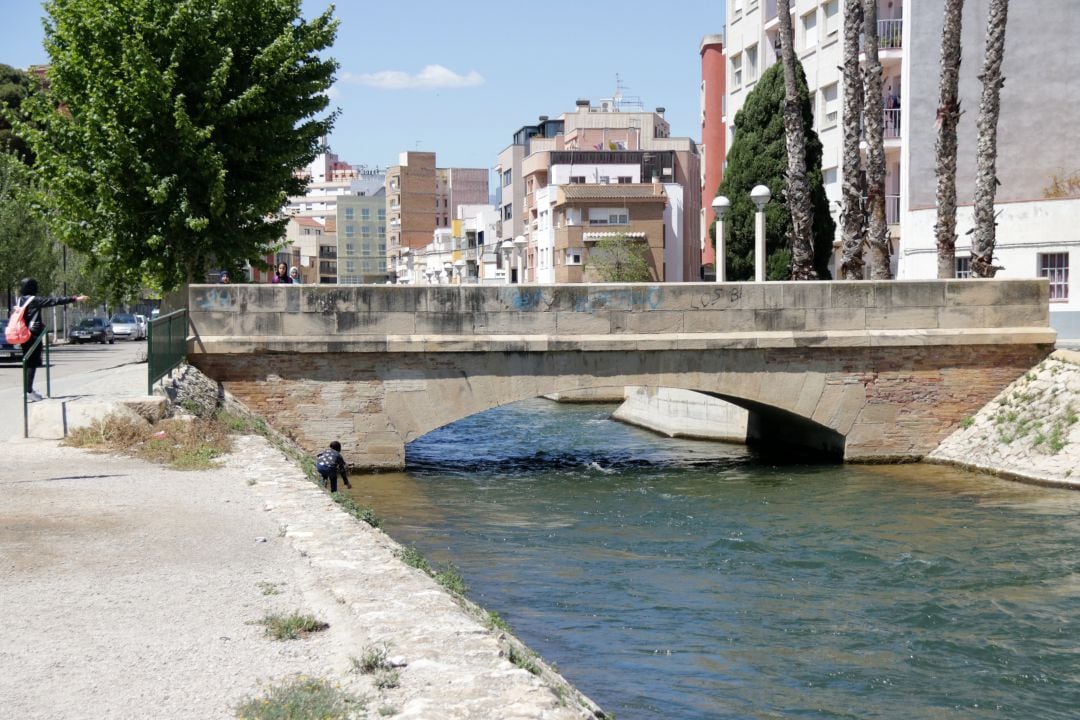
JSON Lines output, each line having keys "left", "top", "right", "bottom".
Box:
{"left": 110, "top": 313, "right": 144, "bottom": 341}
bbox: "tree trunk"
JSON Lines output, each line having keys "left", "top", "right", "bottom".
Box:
{"left": 862, "top": 0, "right": 891, "bottom": 279}
{"left": 934, "top": 0, "right": 965, "bottom": 279}
{"left": 839, "top": 0, "right": 866, "bottom": 280}
{"left": 776, "top": 0, "right": 816, "bottom": 280}
{"left": 972, "top": 0, "right": 1009, "bottom": 278}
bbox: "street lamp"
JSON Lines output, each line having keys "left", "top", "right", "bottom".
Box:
{"left": 711, "top": 195, "right": 730, "bottom": 283}
{"left": 500, "top": 240, "right": 515, "bottom": 284}
{"left": 750, "top": 184, "right": 772, "bottom": 282}
{"left": 513, "top": 235, "right": 528, "bottom": 284}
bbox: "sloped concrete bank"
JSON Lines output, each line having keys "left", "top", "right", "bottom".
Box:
{"left": 929, "top": 350, "right": 1080, "bottom": 489}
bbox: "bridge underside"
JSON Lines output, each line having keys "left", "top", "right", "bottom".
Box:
{"left": 191, "top": 342, "right": 1050, "bottom": 469}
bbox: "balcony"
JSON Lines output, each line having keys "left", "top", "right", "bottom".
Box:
{"left": 886, "top": 194, "right": 899, "bottom": 226}
{"left": 879, "top": 19, "right": 902, "bottom": 49}
{"left": 319, "top": 248, "right": 337, "bottom": 259}
{"left": 861, "top": 109, "right": 902, "bottom": 141}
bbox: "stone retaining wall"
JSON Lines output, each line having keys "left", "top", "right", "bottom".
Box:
{"left": 929, "top": 350, "right": 1080, "bottom": 488}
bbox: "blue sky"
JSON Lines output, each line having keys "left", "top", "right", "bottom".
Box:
{"left": 1, "top": 0, "right": 726, "bottom": 171}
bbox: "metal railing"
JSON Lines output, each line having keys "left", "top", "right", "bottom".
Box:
{"left": 22, "top": 328, "right": 51, "bottom": 438}
{"left": 886, "top": 194, "right": 900, "bottom": 226}
{"left": 147, "top": 309, "right": 188, "bottom": 395}
{"left": 879, "top": 19, "right": 903, "bottom": 49}
{"left": 883, "top": 108, "right": 901, "bottom": 138}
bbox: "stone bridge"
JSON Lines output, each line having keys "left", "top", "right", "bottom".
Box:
{"left": 187, "top": 280, "right": 1056, "bottom": 468}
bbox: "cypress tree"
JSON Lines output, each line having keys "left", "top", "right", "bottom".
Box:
{"left": 714, "top": 61, "right": 834, "bottom": 280}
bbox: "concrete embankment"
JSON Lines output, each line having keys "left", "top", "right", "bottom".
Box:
{"left": 929, "top": 349, "right": 1080, "bottom": 489}
{"left": 611, "top": 387, "right": 748, "bottom": 442}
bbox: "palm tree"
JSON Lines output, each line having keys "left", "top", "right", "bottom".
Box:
{"left": 776, "top": 0, "right": 816, "bottom": 280}
{"left": 934, "top": 0, "right": 965, "bottom": 279}
{"left": 839, "top": 0, "right": 866, "bottom": 279}
{"left": 971, "top": 0, "right": 1009, "bottom": 277}
{"left": 862, "top": 0, "right": 891, "bottom": 279}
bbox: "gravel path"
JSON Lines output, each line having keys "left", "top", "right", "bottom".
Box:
{"left": 0, "top": 435, "right": 600, "bottom": 719}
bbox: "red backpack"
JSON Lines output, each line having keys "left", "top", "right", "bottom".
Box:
{"left": 5, "top": 296, "right": 33, "bottom": 345}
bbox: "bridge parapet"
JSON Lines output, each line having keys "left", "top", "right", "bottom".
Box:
{"left": 189, "top": 280, "right": 1054, "bottom": 353}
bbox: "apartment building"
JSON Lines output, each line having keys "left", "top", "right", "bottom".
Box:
{"left": 495, "top": 94, "right": 702, "bottom": 283}
{"left": 336, "top": 191, "right": 389, "bottom": 284}
{"left": 700, "top": 34, "right": 727, "bottom": 279}
{"left": 725, "top": 0, "right": 1079, "bottom": 335}
{"left": 386, "top": 151, "right": 489, "bottom": 283}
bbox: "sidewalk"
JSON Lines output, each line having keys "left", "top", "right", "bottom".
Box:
{"left": 0, "top": 358, "right": 163, "bottom": 442}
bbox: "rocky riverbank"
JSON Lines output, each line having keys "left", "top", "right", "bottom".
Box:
{"left": 929, "top": 349, "right": 1080, "bottom": 489}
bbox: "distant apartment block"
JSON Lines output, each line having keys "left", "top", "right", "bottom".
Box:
{"left": 495, "top": 92, "right": 702, "bottom": 283}
{"left": 725, "top": 0, "right": 1078, "bottom": 336}
{"left": 386, "top": 152, "right": 489, "bottom": 283}
{"left": 337, "top": 192, "right": 389, "bottom": 284}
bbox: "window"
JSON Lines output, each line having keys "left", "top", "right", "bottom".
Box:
{"left": 378, "top": 226, "right": 386, "bottom": 235}
{"left": 822, "top": 82, "right": 839, "bottom": 128}
{"left": 346, "top": 260, "right": 356, "bottom": 273}
{"left": 955, "top": 256, "right": 971, "bottom": 279}
{"left": 344, "top": 224, "right": 354, "bottom": 238}
{"left": 503, "top": 203, "right": 513, "bottom": 221}
{"left": 378, "top": 209, "right": 386, "bottom": 219}
{"left": 502, "top": 169, "right": 512, "bottom": 186}
{"left": 600, "top": 175, "right": 611, "bottom": 184}
{"left": 823, "top": 167, "right": 839, "bottom": 202}
{"left": 745, "top": 44, "right": 758, "bottom": 83}
{"left": 570, "top": 176, "right": 586, "bottom": 184}
{"left": 345, "top": 243, "right": 355, "bottom": 254}
{"left": 730, "top": 53, "right": 743, "bottom": 88}
{"left": 361, "top": 207, "right": 370, "bottom": 220}
{"left": 344, "top": 207, "right": 354, "bottom": 220}
{"left": 732, "top": 0, "right": 743, "bottom": 17}
{"left": 566, "top": 249, "right": 582, "bottom": 265}
{"left": 1039, "top": 252, "right": 1069, "bottom": 301}
{"left": 362, "top": 226, "right": 371, "bottom": 237}
{"left": 618, "top": 176, "right": 633, "bottom": 184}
{"left": 802, "top": 10, "right": 818, "bottom": 49}
{"left": 824, "top": 0, "right": 840, "bottom": 38}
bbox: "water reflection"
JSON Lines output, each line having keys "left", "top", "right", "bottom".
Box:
{"left": 352, "top": 399, "right": 1080, "bottom": 720}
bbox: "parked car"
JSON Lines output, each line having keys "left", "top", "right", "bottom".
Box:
{"left": 0, "top": 313, "right": 24, "bottom": 362}
{"left": 110, "top": 313, "right": 144, "bottom": 340}
{"left": 69, "top": 318, "right": 114, "bottom": 344}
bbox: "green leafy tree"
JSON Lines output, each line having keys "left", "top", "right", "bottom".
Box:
{"left": 714, "top": 61, "right": 834, "bottom": 280}
{"left": 0, "top": 152, "right": 58, "bottom": 306}
{"left": 584, "top": 233, "right": 654, "bottom": 282}
{"left": 0, "top": 64, "right": 37, "bottom": 164}
{"left": 17, "top": 0, "right": 339, "bottom": 299}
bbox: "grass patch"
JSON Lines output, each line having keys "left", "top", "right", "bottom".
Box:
{"left": 959, "top": 417, "right": 975, "bottom": 429}
{"left": 257, "top": 581, "right": 283, "bottom": 596}
{"left": 395, "top": 546, "right": 432, "bottom": 575}
{"left": 435, "top": 563, "right": 467, "bottom": 595}
{"left": 377, "top": 706, "right": 399, "bottom": 717}
{"left": 352, "top": 644, "right": 391, "bottom": 674}
{"left": 508, "top": 646, "right": 541, "bottom": 676}
{"left": 331, "top": 492, "right": 381, "bottom": 528}
{"left": 485, "top": 611, "right": 511, "bottom": 633}
{"left": 235, "top": 677, "right": 364, "bottom": 719}
{"left": 259, "top": 612, "right": 328, "bottom": 640}
{"left": 65, "top": 414, "right": 232, "bottom": 470}
{"left": 373, "top": 670, "right": 400, "bottom": 690}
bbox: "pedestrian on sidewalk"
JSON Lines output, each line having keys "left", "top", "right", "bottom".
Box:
{"left": 15, "top": 277, "right": 90, "bottom": 402}
{"left": 315, "top": 441, "right": 352, "bottom": 493}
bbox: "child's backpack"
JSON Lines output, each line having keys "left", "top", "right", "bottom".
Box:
{"left": 315, "top": 449, "right": 335, "bottom": 472}
{"left": 5, "top": 296, "right": 33, "bottom": 345}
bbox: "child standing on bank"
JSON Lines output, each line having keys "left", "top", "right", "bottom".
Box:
{"left": 315, "top": 441, "right": 351, "bottom": 493}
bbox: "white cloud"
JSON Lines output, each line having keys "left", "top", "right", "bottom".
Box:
{"left": 347, "top": 64, "right": 485, "bottom": 90}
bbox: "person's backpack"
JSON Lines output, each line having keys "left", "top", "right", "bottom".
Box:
{"left": 5, "top": 296, "right": 33, "bottom": 345}
{"left": 315, "top": 449, "right": 335, "bottom": 473}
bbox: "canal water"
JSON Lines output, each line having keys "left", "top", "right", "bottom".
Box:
{"left": 354, "top": 399, "right": 1079, "bottom": 720}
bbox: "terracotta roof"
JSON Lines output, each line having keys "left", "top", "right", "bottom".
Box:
{"left": 291, "top": 216, "right": 322, "bottom": 227}
{"left": 558, "top": 184, "right": 666, "bottom": 202}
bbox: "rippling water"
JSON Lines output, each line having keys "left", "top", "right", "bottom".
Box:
{"left": 354, "top": 399, "right": 1080, "bottom": 720}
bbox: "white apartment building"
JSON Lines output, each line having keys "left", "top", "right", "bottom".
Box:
{"left": 401, "top": 204, "right": 500, "bottom": 285}
{"left": 724, "top": 0, "right": 1079, "bottom": 337}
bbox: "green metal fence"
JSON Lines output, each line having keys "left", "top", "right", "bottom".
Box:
{"left": 147, "top": 309, "right": 188, "bottom": 395}
{"left": 21, "top": 328, "right": 52, "bottom": 438}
